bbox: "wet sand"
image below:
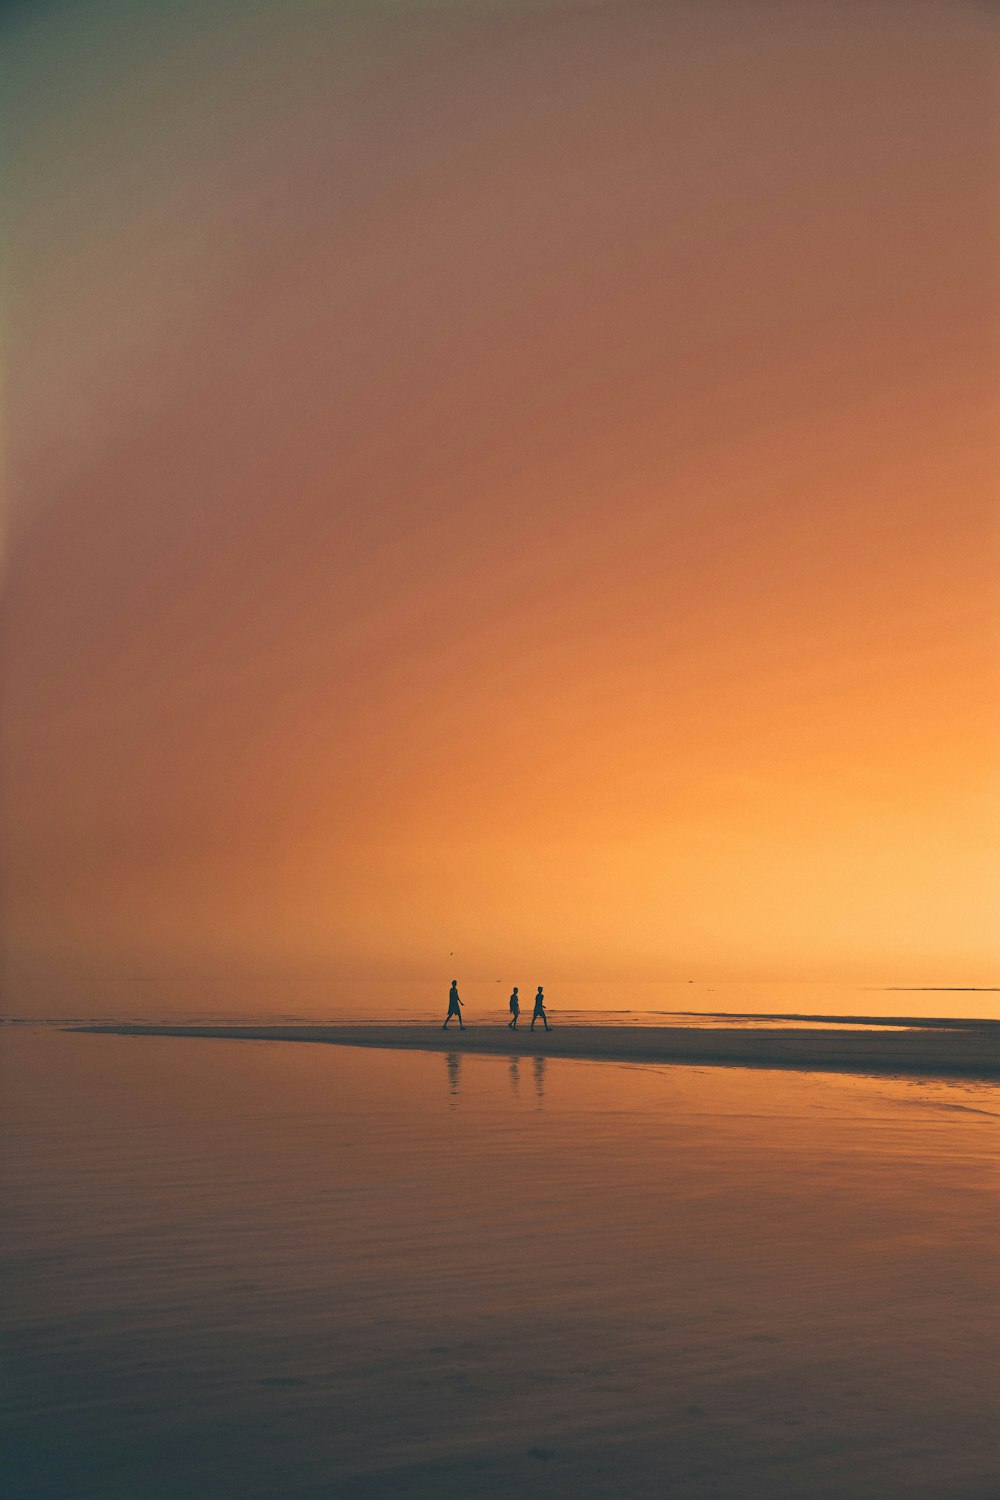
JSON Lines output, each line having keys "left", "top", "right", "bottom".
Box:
{"left": 8, "top": 1026, "right": 1000, "bottom": 1499}
{"left": 74, "top": 1020, "right": 1000, "bottom": 1077}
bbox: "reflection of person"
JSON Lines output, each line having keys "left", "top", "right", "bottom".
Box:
{"left": 508, "top": 987, "right": 520, "bottom": 1029}
{"left": 442, "top": 979, "right": 464, "bottom": 1030}
{"left": 531, "top": 986, "right": 549, "bottom": 1031}
{"left": 533, "top": 1054, "right": 546, "bottom": 1099}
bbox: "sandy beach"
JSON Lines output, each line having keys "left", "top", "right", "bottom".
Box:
{"left": 74, "top": 1019, "right": 1000, "bottom": 1078}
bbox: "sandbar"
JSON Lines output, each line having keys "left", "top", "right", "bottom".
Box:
{"left": 73, "top": 1020, "right": 1000, "bottom": 1078}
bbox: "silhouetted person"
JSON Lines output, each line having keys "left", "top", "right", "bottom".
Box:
{"left": 531, "top": 985, "right": 549, "bottom": 1031}
{"left": 508, "top": 987, "right": 520, "bottom": 1028}
{"left": 442, "top": 979, "right": 464, "bottom": 1030}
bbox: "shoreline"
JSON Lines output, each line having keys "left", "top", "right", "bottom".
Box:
{"left": 71, "top": 1021, "right": 1000, "bottom": 1079}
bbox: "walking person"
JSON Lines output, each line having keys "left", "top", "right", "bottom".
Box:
{"left": 442, "top": 979, "right": 464, "bottom": 1030}
{"left": 531, "top": 985, "right": 549, "bottom": 1031}
{"left": 508, "top": 987, "right": 520, "bottom": 1029}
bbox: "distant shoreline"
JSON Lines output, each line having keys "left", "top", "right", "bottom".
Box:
{"left": 72, "top": 1022, "right": 1000, "bottom": 1079}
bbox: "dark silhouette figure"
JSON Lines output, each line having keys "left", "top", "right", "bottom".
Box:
{"left": 508, "top": 987, "right": 520, "bottom": 1028}
{"left": 531, "top": 986, "right": 549, "bottom": 1031}
{"left": 442, "top": 979, "right": 464, "bottom": 1030}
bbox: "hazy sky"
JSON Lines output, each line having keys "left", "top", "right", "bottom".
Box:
{"left": 4, "top": 0, "right": 999, "bottom": 988}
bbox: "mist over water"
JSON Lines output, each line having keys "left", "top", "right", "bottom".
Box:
{"left": 3, "top": 1027, "right": 999, "bottom": 1498}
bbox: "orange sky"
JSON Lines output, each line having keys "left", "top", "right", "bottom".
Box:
{"left": 4, "top": 0, "right": 999, "bottom": 991}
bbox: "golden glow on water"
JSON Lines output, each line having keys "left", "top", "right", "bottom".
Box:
{"left": 7, "top": 977, "right": 1000, "bottom": 1024}
{"left": 4, "top": 1030, "right": 999, "bottom": 1496}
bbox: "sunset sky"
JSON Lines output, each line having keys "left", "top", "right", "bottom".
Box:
{"left": 4, "top": 0, "right": 999, "bottom": 993}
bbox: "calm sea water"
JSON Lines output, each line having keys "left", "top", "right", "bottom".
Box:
{"left": 3, "top": 1026, "right": 999, "bottom": 1499}
{"left": 6, "top": 976, "right": 999, "bottom": 1025}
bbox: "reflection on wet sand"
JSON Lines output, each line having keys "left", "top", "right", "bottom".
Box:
{"left": 80, "top": 1020, "right": 1000, "bottom": 1080}
{"left": 5, "top": 1029, "right": 999, "bottom": 1500}
{"left": 533, "top": 1054, "right": 547, "bottom": 1102}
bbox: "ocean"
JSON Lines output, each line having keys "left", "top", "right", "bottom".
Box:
{"left": 3, "top": 1019, "right": 998, "bottom": 1497}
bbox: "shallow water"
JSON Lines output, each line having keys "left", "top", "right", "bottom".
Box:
{"left": 3, "top": 1027, "right": 999, "bottom": 1498}
{"left": 6, "top": 975, "right": 999, "bottom": 1026}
